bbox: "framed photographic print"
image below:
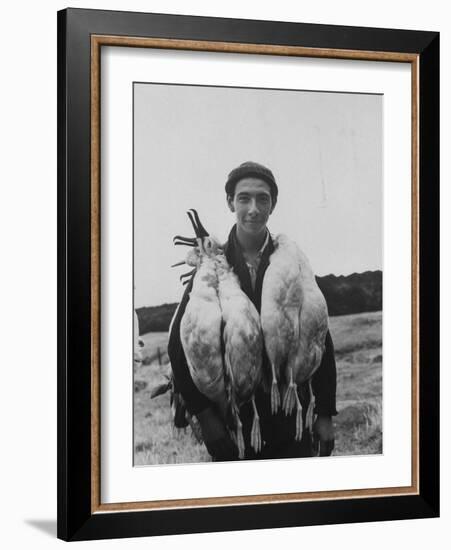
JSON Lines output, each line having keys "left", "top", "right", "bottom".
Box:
{"left": 57, "top": 8, "right": 439, "bottom": 541}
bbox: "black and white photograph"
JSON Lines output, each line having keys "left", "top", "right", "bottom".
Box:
{"left": 133, "top": 82, "right": 383, "bottom": 465}
{"left": 0, "top": 0, "right": 445, "bottom": 545}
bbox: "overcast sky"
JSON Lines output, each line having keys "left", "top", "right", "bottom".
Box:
{"left": 134, "top": 83, "right": 382, "bottom": 308}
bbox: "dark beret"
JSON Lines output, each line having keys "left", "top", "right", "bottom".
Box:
{"left": 225, "top": 161, "right": 278, "bottom": 204}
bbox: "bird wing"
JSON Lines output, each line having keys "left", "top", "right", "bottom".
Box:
{"left": 261, "top": 242, "right": 303, "bottom": 379}
{"left": 223, "top": 298, "right": 263, "bottom": 405}
{"left": 268, "top": 236, "right": 329, "bottom": 385}
{"left": 180, "top": 261, "right": 227, "bottom": 412}
{"left": 290, "top": 283, "right": 329, "bottom": 384}
{"left": 181, "top": 298, "right": 225, "bottom": 392}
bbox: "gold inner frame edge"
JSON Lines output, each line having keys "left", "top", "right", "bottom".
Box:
{"left": 90, "top": 35, "right": 420, "bottom": 514}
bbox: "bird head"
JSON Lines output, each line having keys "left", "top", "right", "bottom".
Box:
{"left": 171, "top": 210, "right": 222, "bottom": 284}
{"left": 173, "top": 209, "right": 222, "bottom": 259}
{"left": 186, "top": 209, "right": 222, "bottom": 256}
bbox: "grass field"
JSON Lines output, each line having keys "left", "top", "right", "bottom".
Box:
{"left": 134, "top": 310, "right": 382, "bottom": 465}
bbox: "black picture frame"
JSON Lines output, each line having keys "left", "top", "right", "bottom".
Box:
{"left": 57, "top": 7, "right": 439, "bottom": 542}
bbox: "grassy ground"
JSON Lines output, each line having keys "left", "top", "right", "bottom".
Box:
{"left": 331, "top": 311, "right": 382, "bottom": 456}
{"left": 133, "top": 332, "right": 210, "bottom": 465}
{"left": 134, "top": 310, "right": 382, "bottom": 465}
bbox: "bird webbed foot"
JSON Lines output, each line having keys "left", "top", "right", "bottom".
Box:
{"left": 271, "top": 379, "right": 281, "bottom": 415}
{"left": 282, "top": 382, "right": 297, "bottom": 416}
{"left": 235, "top": 415, "right": 245, "bottom": 460}
{"left": 305, "top": 391, "right": 316, "bottom": 434}
{"left": 295, "top": 405, "right": 303, "bottom": 441}
{"left": 250, "top": 398, "right": 262, "bottom": 454}
{"left": 294, "top": 387, "right": 304, "bottom": 440}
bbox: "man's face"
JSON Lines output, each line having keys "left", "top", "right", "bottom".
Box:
{"left": 227, "top": 177, "right": 274, "bottom": 237}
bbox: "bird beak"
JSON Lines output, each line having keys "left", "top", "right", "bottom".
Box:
{"left": 180, "top": 268, "right": 196, "bottom": 282}
{"left": 187, "top": 209, "right": 209, "bottom": 238}
{"left": 172, "top": 210, "right": 210, "bottom": 257}
{"left": 173, "top": 235, "right": 197, "bottom": 246}
{"left": 171, "top": 260, "right": 186, "bottom": 268}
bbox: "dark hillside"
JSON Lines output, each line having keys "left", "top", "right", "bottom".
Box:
{"left": 136, "top": 270, "right": 382, "bottom": 334}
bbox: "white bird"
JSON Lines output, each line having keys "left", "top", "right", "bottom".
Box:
{"left": 174, "top": 210, "right": 263, "bottom": 458}
{"left": 261, "top": 234, "right": 329, "bottom": 440}
{"left": 215, "top": 253, "right": 263, "bottom": 458}
{"left": 178, "top": 213, "right": 228, "bottom": 419}
{"left": 260, "top": 236, "right": 302, "bottom": 414}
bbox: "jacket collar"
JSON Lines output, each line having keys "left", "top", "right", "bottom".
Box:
{"left": 224, "top": 224, "right": 274, "bottom": 312}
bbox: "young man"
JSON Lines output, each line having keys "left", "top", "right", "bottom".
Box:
{"left": 168, "top": 161, "right": 337, "bottom": 461}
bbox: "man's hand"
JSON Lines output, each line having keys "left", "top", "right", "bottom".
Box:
{"left": 312, "top": 415, "right": 335, "bottom": 457}
{"left": 196, "top": 407, "right": 238, "bottom": 461}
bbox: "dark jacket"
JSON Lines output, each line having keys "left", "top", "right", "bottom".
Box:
{"left": 168, "top": 226, "right": 337, "bottom": 459}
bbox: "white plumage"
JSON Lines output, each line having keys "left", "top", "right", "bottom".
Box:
{"left": 174, "top": 212, "right": 329, "bottom": 452}
{"left": 215, "top": 254, "right": 263, "bottom": 458}
{"left": 179, "top": 240, "right": 228, "bottom": 418}
{"left": 261, "top": 234, "right": 329, "bottom": 439}
{"left": 174, "top": 211, "right": 264, "bottom": 457}
{"left": 260, "top": 235, "right": 302, "bottom": 414}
